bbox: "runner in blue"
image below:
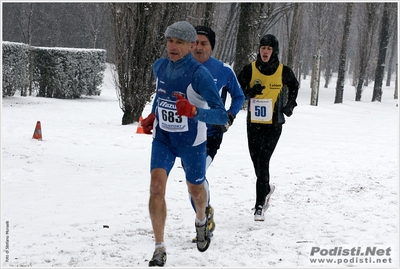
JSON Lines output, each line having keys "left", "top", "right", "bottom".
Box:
{"left": 141, "top": 21, "right": 228, "bottom": 267}
{"left": 189, "top": 26, "right": 245, "bottom": 242}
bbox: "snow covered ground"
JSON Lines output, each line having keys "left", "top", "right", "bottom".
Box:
{"left": 1, "top": 65, "right": 398, "bottom": 268}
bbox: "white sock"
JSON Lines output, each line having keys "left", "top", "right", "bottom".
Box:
{"left": 155, "top": 242, "right": 166, "bottom": 250}
{"left": 195, "top": 217, "right": 207, "bottom": 226}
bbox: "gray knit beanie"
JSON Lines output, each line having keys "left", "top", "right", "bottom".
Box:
{"left": 164, "top": 21, "right": 197, "bottom": 43}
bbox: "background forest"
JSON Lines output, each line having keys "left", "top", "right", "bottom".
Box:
{"left": 2, "top": 2, "right": 398, "bottom": 124}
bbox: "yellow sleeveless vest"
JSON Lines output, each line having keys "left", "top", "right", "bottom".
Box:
{"left": 249, "top": 62, "right": 283, "bottom": 124}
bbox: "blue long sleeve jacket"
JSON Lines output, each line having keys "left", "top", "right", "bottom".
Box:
{"left": 202, "top": 57, "right": 245, "bottom": 135}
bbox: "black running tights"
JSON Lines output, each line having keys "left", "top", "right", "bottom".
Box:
{"left": 247, "top": 123, "right": 282, "bottom": 208}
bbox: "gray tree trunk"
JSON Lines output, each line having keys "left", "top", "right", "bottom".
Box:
{"left": 334, "top": 3, "right": 353, "bottom": 104}
{"left": 309, "top": 3, "right": 327, "bottom": 106}
{"left": 355, "top": 3, "right": 379, "bottom": 101}
{"left": 233, "top": 3, "right": 262, "bottom": 75}
{"left": 287, "top": 3, "right": 302, "bottom": 71}
{"left": 203, "top": 3, "right": 215, "bottom": 27}
{"left": 322, "top": 3, "right": 342, "bottom": 90}
{"left": 310, "top": 54, "right": 321, "bottom": 106}
{"left": 385, "top": 4, "right": 398, "bottom": 87}
{"left": 372, "top": 3, "right": 390, "bottom": 102}
{"left": 214, "top": 3, "right": 239, "bottom": 64}
{"left": 385, "top": 32, "right": 397, "bottom": 87}
{"left": 395, "top": 64, "right": 398, "bottom": 100}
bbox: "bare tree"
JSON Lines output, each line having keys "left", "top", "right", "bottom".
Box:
{"left": 385, "top": 29, "right": 397, "bottom": 87}
{"left": 334, "top": 3, "right": 353, "bottom": 104}
{"left": 385, "top": 5, "right": 398, "bottom": 87}
{"left": 372, "top": 3, "right": 391, "bottom": 102}
{"left": 286, "top": 3, "right": 303, "bottom": 76}
{"left": 111, "top": 3, "right": 165, "bottom": 124}
{"left": 19, "top": 3, "right": 34, "bottom": 45}
{"left": 84, "top": 3, "right": 105, "bottom": 48}
{"left": 395, "top": 64, "right": 398, "bottom": 100}
{"left": 233, "top": 3, "right": 263, "bottom": 75}
{"left": 201, "top": 2, "right": 215, "bottom": 27}
{"left": 309, "top": 3, "right": 330, "bottom": 106}
{"left": 354, "top": 3, "right": 380, "bottom": 101}
{"left": 110, "top": 3, "right": 194, "bottom": 125}
{"left": 213, "top": 3, "right": 239, "bottom": 65}
{"left": 322, "top": 4, "right": 343, "bottom": 89}
{"left": 260, "top": 3, "right": 292, "bottom": 35}
{"left": 182, "top": 3, "right": 215, "bottom": 27}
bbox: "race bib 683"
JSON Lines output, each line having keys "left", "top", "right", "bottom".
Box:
{"left": 158, "top": 98, "right": 188, "bottom": 132}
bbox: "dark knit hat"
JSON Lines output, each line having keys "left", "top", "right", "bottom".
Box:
{"left": 165, "top": 21, "right": 197, "bottom": 43}
{"left": 259, "top": 34, "right": 279, "bottom": 56}
{"left": 195, "top": 26, "right": 216, "bottom": 50}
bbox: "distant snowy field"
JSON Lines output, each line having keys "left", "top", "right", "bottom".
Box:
{"left": 1, "top": 64, "right": 398, "bottom": 268}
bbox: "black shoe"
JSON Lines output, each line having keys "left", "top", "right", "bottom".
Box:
{"left": 192, "top": 205, "right": 215, "bottom": 243}
{"left": 148, "top": 247, "right": 166, "bottom": 267}
{"left": 195, "top": 220, "right": 211, "bottom": 252}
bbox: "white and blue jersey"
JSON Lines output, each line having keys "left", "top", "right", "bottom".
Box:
{"left": 151, "top": 53, "right": 227, "bottom": 148}
{"left": 149, "top": 53, "right": 227, "bottom": 184}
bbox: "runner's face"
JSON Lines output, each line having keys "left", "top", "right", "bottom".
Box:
{"left": 192, "top": 34, "right": 212, "bottom": 64}
{"left": 259, "top": 46, "right": 273, "bottom": 63}
{"left": 166, "top": 37, "right": 195, "bottom": 62}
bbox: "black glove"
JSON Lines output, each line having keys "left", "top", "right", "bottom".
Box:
{"left": 212, "top": 113, "right": 235, "bottom": 133}
{"left": 282, "top": 101, "right": 297, "bottom": 117}
{"left": 247, "top": 83, "right": 265, "bottom": 98}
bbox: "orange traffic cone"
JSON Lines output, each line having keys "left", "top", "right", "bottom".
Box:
{"left": 32, "top": 121, "right": 43, "bottom": 140}
{"left": 136, "top": 117, "right": 144, "bottom": 134}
